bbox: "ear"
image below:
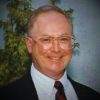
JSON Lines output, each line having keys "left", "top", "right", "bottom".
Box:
{"left": 25, "top": 36, "right": 33, "bottom": 53}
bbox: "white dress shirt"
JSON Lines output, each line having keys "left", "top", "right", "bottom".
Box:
{"left": 31, "top": 63, "right": 78, "bottom": 100}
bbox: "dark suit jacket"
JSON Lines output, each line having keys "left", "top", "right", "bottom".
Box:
{"left": 0, "top": 67, "right": 100, "bottom": 100}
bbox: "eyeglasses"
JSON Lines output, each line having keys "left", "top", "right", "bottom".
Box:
{"left": 27, "top": 35, "right": 73, "bottom": 49}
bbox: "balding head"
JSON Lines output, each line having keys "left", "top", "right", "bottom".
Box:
{"left": 27, "top": 5, "right": 72, "bottom": 35}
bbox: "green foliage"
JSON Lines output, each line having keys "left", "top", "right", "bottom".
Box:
{"left": 49, "top": 0, "right": 57, "bottom": 5}
{"left": 0, "top": 0, "right": 32, "bottom": 86}
{"left": 0, "top": 0, "right": 79, "bottom": 87}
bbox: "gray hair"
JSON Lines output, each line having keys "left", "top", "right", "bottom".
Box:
{"left": 27, "top": 5, "right": 72, "bottom": 34}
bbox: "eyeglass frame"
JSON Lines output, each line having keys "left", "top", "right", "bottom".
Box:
{"left": 26, "top": 34, "right": 75, "bottom": 49}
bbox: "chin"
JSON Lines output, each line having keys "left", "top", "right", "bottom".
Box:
{"left": 49, "top": 63, "right": 65, "bottom": 71}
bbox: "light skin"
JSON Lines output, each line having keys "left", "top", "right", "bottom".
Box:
{"left": 25, "top": 11, "right": 73, "bottom": 80}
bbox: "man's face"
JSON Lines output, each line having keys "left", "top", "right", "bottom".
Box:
{"left": 25, "top": 11, "right": 73, "bottom": 79}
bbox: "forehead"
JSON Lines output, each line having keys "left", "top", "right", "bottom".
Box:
{"left": 36, "top": 11, "right": 71, "bottom": 24}
{"left": 31, "top": 11, "right": 72, "bottom": 37}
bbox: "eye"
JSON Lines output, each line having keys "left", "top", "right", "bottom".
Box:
{"left": 40, "top": 38, "right": 51, "bottom": 43}
{"left": 60, "top": 37, "right": 69, "bottom": 43}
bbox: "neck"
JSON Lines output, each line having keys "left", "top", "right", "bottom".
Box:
{"left": 37, "top": 67, "right": 65, "bottom": 80}
{"left": 32, "top": 62, "right": 65, "bottom": 80}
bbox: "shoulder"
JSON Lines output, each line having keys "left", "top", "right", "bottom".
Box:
{"left": 68, "top": 76, "right": 100, "bottom": 100}
{"left": 0, "top": 73, "right": 38, "bottom": 100}
{"left": 0, "top": 77, "right": 24, "bottom": 99}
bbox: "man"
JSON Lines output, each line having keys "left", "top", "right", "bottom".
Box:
{"left": 0, "top": 5, "right": 100, "bottom": 100}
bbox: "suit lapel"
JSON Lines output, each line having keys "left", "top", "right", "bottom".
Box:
{"left": 21, "top": 66, "right": 39, "bottom": 100}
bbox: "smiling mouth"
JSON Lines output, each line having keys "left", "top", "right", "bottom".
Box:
{"left": 48, "top": 56, "right": 63, "bottom": 62}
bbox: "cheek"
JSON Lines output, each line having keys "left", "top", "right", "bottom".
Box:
{"left": 37, "top": 45, "right": 49, "bottom": 55}
{"left": 63, "top": 48, "right": 73, "bottom": 59}
{"left": 67, "top": 48, "right": 73, "bottom": 54}
{"left": 33, "top": 44, "right": 73, "bottom": 58}
{"left": 63, "top": 48, "right": 73, "bottom": 65}
{"left": 66, "top": 43, "right": 73, "bottom": 54}
{"left": 31, "top": 45, "right": 47, "bottom": 62}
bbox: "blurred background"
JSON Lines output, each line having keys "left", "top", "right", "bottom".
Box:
{"left": 0, "top": 0, "right": 100, "bottom": 93}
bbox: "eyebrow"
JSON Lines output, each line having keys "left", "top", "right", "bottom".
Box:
{"left": 39, "top": 33, "right": 71, "bottom": 37}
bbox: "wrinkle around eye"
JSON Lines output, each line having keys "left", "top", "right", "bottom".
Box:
{"left": 40, "top": 38, "right": 51, "bottom": 43}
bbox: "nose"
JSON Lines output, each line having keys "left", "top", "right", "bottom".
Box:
{"left": 51, "top": 40, "right": 60, "bottom": 53}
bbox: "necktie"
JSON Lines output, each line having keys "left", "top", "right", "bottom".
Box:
{"left": 54, "top": 81, "right": 67, "bottom": 100}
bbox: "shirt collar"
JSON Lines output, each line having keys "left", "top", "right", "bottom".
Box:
{"left": 59, "top": 70, "right": 68, "bottom": 90}
{"left": 31, "top": 63, "right": 55, "bottom": 96}
{"left": 31, "top": 63, "right": 68, "bottom": 96}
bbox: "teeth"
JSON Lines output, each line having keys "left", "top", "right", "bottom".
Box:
{"left": 48, "top": 56, "right": 61, "bottom": 60}
{"left": 50, "top": 58, "right": 59, "bottom": 60}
